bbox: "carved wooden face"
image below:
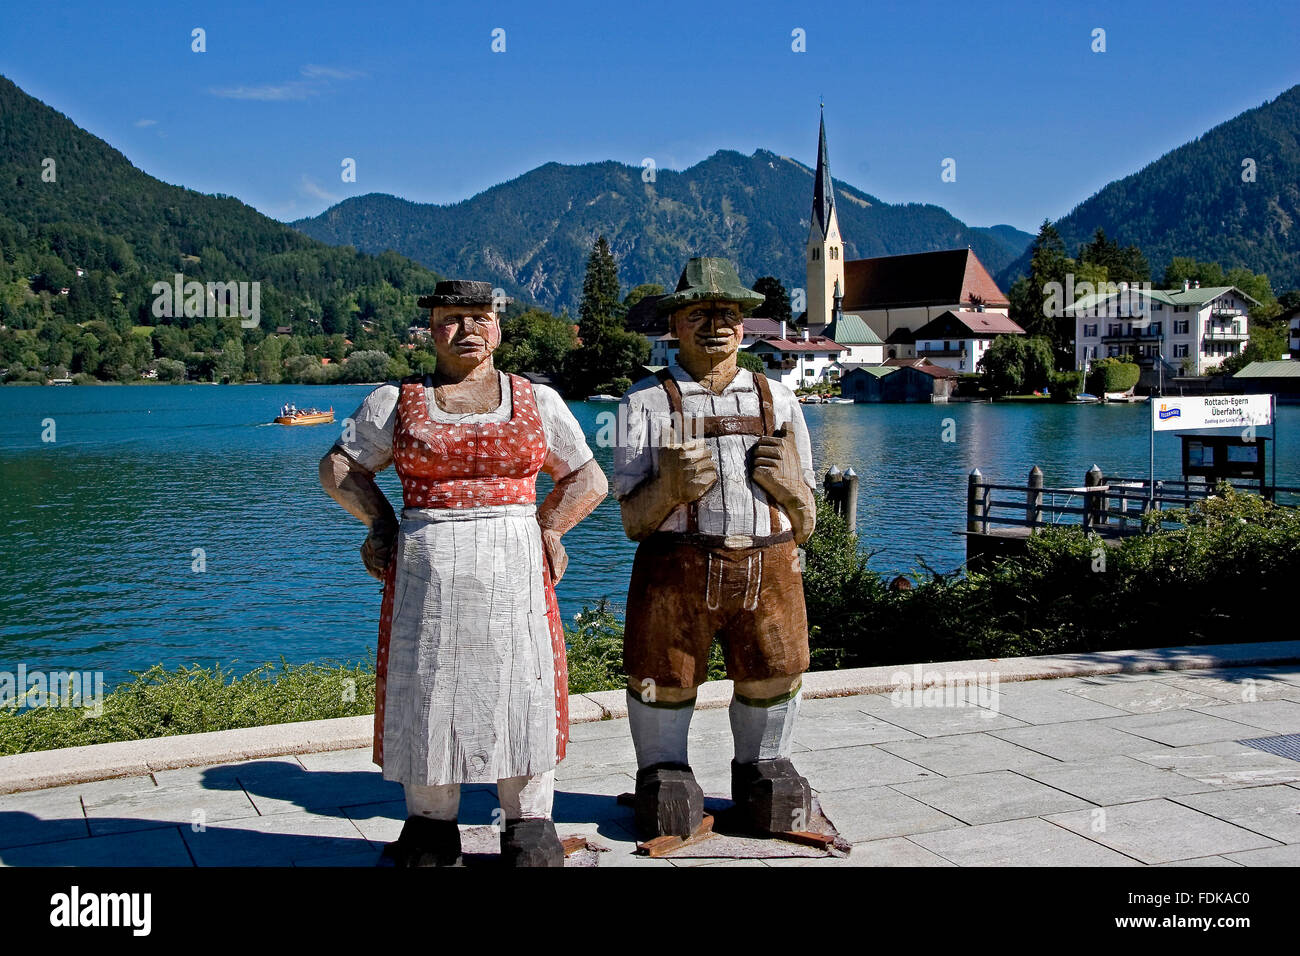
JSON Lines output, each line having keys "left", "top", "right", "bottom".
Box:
{"left": 672, "top": 300, "right": 744, "bottom": 364}
{"left": 430, "top": 305, "right": 501, "bottom": 368}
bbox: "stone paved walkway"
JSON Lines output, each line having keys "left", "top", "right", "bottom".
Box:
{"left": 4, "top": 664, "right": 1300, "bottom": 866}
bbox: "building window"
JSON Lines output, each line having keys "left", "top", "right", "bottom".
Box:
{"left": 1083, "top": 324, "right": 1097, "bottom": 337}
{"left": 1174, "top": 320, "right": 1189, "bottom": 335}
{"left": 1174, "top": 344, "right": 1188, "bottom": 358}
{"left": 811, "top": 248, "right": 819, "bottom": 261}
{"left": 1152, "top": 302, "right": 1162, "bottom": 311}
{"left": 1150, "top": 322, "right": 1161, "bottom": 335}
{"left": 1175, "top": 305, "right": 1189, "bottom": 312}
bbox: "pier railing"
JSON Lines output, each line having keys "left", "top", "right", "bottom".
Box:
{"left": 966, "top": 466, "right": 1300, "bottom": 537}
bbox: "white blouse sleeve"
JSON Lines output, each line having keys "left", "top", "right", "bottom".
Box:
{"left": 534, "top": 384, "right": 594, "bottom": 481}
{"left": 336, "top": 383, "right": 398, "bottom": 473}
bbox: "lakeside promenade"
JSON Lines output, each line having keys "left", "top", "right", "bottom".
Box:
{"left": 2, "top": 641, "right": 1300, "bottom": 866}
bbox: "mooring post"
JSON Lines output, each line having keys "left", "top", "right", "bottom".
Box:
{"left": 842, "top": 467, "right": 859, "bottom": 535}
{"left": 1084, "top": 464, "right": 1104, "bottom": 530}
{"left": 1027, "top": 465, "right": 1043, "bottom": 530}
{"left": 968, "top": 468, "right": 983, "bottom": 534}
{"left": 825, "top": 465, "right": 845, "bottom": 524}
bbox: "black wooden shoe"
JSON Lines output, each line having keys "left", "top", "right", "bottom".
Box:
{"left": 377, "top": 816, "right": 462, "bottom": 867}
{"left": 634, "top": 762, "right": 704, "bottom": 840}
{"left": 731, "top": 758, "right": 813, "bottom": 835}
{"left": 500, "top": 818, "right": 565, "bottom": 867}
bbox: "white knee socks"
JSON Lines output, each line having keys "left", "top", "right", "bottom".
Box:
{"left": 403, "top": 770, "right": 556, "bottom": 821}
{"left": 404, "top": 782, "right": 460, "bottom": 820}
{"left": 627, "top": 691, "right": 695, "bottom": 769}
{"left": 730, "top": 688, "right": 801, "bottom": 763}
{"left": 498, "top": 771, "right": 555, "bottom": 819}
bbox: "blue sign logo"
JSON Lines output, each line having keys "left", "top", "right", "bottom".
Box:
{"left": 1158, "top": 404, "right": 1181, "bottom": 421}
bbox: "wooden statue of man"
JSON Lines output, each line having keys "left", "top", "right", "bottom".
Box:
{"left": 613, "top": 257, "right": 817, "bottom": 839}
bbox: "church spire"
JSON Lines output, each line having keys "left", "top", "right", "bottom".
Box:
{"left": 811, "top": 106, "right": 836, "bottom": 241}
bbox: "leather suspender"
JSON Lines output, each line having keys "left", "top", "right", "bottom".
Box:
{"left": 654, "top": 367, "right": 785, "bottom": 538}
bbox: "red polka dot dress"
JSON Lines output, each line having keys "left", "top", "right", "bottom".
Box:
{"left": 372, "top": 373, "right": 569, "bottom": 785}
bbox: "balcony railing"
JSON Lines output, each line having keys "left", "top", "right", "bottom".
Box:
{"left": 1203, "top": 327, "right": 1248, "bottom": 341}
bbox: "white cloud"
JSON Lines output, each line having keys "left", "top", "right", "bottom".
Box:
{"left": 300, "top": 64, "right": 365, "bottom": 80}
{"left": 209, "top": 65, "right": 364, "bottom": 101}
{"left": 134, "top": 118, "right": 158, "bottom": 128}
{"left": 210, "top": 81, "right": 317, "bottom": 101}
{"left": 301, "top": 175, "right": 340, "bottom": 204}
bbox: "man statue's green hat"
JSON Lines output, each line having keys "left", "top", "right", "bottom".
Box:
{"left": 656, "top": 257, "right": 766, "bottom": 314}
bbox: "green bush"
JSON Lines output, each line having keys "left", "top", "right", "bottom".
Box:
{"left": 1049, "top": 369, "right": 1084, "bottom": 402}
{"left": 0, "top": 660, "right": 375, "bottom": 756}
{"left": 1086, "top": 357, "right": 1140, "bottom": 394}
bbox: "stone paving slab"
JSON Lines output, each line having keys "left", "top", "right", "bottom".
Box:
{"left": 1096, "top": 710, "right": 1271, "bottom": 748}
{"left": 815, "top": 786, "right": 965, "bottom": 844}
{"left": 1020, "top": 755, "right": 1218, "bottom": 805}
{"left": 181, "top": 808, "right": 372, "bottom": 867}
{"left": 1067, "top": 680, "right": 1222, "bottom": 714}
{"left": 983, "top": 687, "right": 1132, "bottom": 724}
{"left": 1167, "top": 785, "right": 1300, "bottom": 844}
{"left": 82, "top": 779, "right": 260, "bottom": 837}
{"left": 1189, "top": 700, "right": 1300, "bottom": 734}
{"left": 1045, "top": 799, "right": 1281, "bottom": 865}
{"left": 908, "top": 818, "right": 1142, "bottom": 866}
{"left": 892, "top": 770, "right": 1093, "bottom": 826}
{"left": 1128, "top": 740, "right": 1300, "bottom": 788}
{"left": 989, "top": 721, "right": 1156, "bottom": 762}
{"left": 877, "top": 732, "right": 1059, "bottom": 776}
{"left": 0, "top": 826, "right": 193, "bottom": 867}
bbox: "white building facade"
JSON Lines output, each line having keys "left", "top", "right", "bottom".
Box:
{"left": 1071, "top": 283, "right": 1257, "bottom": 376}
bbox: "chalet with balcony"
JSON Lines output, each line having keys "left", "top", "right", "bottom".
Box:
{"left": 911, "top": 309, "right": 1025, "bottom": 374}
{"left": 746, "top": 334, "right": 845, "bottom": 390}
{"left": 1069, "top": 280, "right": 1258, "bottom": 376}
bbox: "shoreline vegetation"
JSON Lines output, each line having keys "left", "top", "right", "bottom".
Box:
{"left": 3, "top": 486, "right": 1294, "bottom": 757}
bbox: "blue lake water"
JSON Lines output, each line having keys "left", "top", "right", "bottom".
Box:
{"left": 1, "top": 383, "right": 1296, "bottom": 686}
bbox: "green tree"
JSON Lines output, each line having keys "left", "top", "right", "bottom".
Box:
{"left": 214, "top": 335, "right": 245, "bottom": 382}
{"left": 751, "top": 276, "right": 792, "bottom": 324}
{"left": 495, "top": 308, "right": 578, "bottom": 374}
{"left": 623, "top": 284, "right": 664, "bottom": 309}
{"left": 1220, "top": 323, "right": 1287, "bottom": 375}
{"left": 567, "top": 236, "right": 648, "bottom": 395}
{"left": 254, "top": 335, "right": 283, "bottom": 384}
{"left": 1009, "top": 220, "right": 1074, "bottom": 363}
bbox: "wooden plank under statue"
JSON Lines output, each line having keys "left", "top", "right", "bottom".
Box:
{"left": 612, "top": 257, "right": 848, "bottom": 857}
{"left": 319, "top": 279, "right": 608, "bottom": 867}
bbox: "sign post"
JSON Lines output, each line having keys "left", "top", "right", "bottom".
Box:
{"left": 1149, "top": 394, "right": 1275, "bottom": 498}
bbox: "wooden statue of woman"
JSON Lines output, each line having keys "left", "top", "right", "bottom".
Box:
{"left": 320, "top": 280, "right": 607, "bottom": 867}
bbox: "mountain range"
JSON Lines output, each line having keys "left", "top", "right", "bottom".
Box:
{"left": 999, "top": 84, "right": 1300, "bottom": 292}
{"left": 293, "top": 152, "right": 1034, "bottom": 315}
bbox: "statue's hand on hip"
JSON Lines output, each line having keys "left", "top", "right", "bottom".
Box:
{"left": 659, "top": 440, "right": 718, "bottom": 505}
{"left": 360, "top": 520, "right": 398, "bottom": 580}
{"left": 541, "top": 528, "right": 568, "bottom": 583}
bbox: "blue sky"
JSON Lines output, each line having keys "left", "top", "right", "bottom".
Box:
{"left": 3, "top": 0, "right": 1298, "bottom": 232}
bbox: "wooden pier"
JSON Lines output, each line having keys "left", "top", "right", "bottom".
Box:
{"left": 960, "top": 466, "right": 1300, "bottom": 570}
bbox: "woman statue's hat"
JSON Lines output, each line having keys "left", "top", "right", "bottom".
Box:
{"left": 418, "top": 280, "right": 509, "bottom": 308}
{"left": 656, "top": 257, "right": 766, "bottom": 314}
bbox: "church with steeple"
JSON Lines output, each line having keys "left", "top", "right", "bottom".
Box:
{"left": 803, "top": 110, "right": 1012, "bottom": 360}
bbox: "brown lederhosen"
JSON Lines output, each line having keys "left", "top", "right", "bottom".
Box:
{"left": 623, "top": 369, "right": 810, "bottom": 689}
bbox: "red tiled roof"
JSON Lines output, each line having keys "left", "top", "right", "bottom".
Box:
{"left": 881, "top": 356, "right": 956, "bottom": 377}
{"left": 842, "top": 248, "right": 1009, "bottom": 310}
{"left": 750, "top": 336, "right": 844, "bottom": 353}
{"left": 915, "top": 309, "right": 1024, "bottom": 339}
